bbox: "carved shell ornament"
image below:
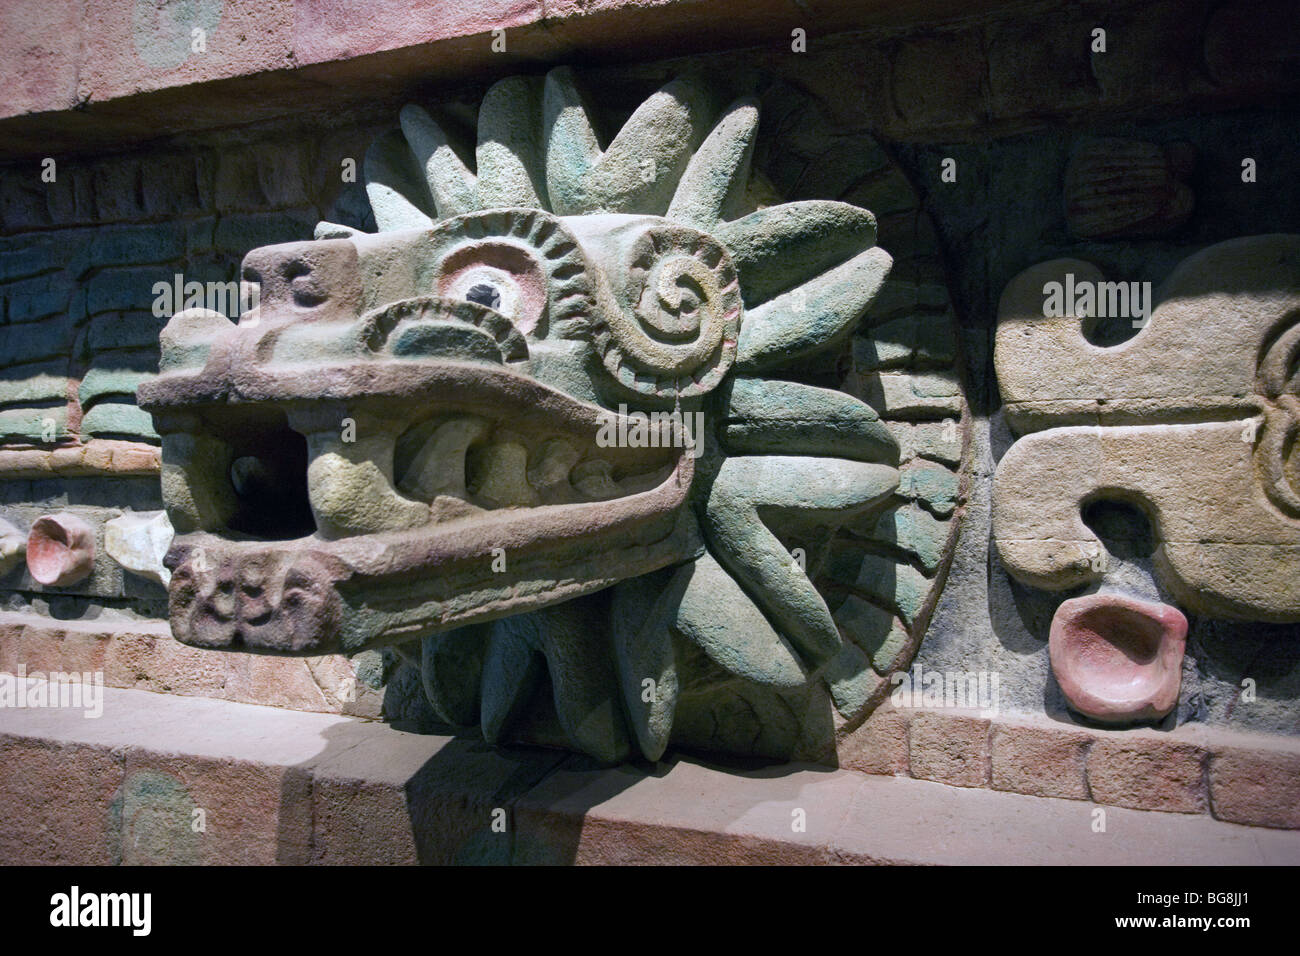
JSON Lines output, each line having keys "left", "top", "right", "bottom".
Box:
{"left": 139, "top": 68, "right": 966, "bottom": 762}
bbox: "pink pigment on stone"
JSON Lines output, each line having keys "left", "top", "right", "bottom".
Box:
{"left": 25, "top": 513, "right": 96, "bottom": 587}
{"left": 1049, "top": 593, "right": 1187, "bottom": 724}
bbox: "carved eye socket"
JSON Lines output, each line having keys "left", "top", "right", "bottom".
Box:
{"left": 427, "top": 210, "right": 599, "bottom": 341}
{"left": 465, "top": 282, "right": 502, "bottom": 311}
{"left": 437, "top": 245, "right": 544, "bottom": 334}
{"left": 444, "top": 266, "right": 523, "bottom": 322}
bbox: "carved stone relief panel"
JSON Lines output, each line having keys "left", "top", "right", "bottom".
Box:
{"left": 994, "top": 235, "right": 1300, "bottom": 721}
{"left": 137, "top": 69, "right": 971, "bottom": 761}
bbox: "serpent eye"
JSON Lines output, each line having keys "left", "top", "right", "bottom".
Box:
{"left": 429, "top": 209, "right": 597, "bottom": 339}
{"left": 465, "top": 282, "right": 503, "bottom": 311}
{"left": 444, "top": 265, "right": 522, "bottom": 322}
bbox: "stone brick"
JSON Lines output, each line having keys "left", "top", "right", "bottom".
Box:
{"left": 185, "top": 218, "right": 217, "bottom": 256}
{"left": 859, "top": 369, "right": 963, "bottom": 419}
{"left": 890, "top": 30, "right": 985, "bottom": 130}
{"left": 86, "top": 222, "right": 185, "bottom": 269}
{"left": 0, "top": 234, "right": 65, "bottom": 283}
{"left": 214, "top": 208, "right": 317, "bottom": 254}
{"left": 80, "top": 401, "right": 157, "bottom": 440}
{"left": 1087, "top": 735, "right": 1207, "bottom": 813}
{"left": 117, "top": 753, "right": 312, "bottom": 865}
{"left": 0, "top": 174, "right": 51, "bottom": 231}
{"left": 141, "top": 153, "right": 211, "bottom": 217}
{"left": 1205, "top": 0, "right": 1300, "bottom": 88}
{"left": 3, "top": 271, "right": 73, "bottom": 323}
{"left": 79, "top": 357, "right": 156, "bottom": 406}
{"left": 839, "top": 702, "right": 910, "bottom": 776}
{"left": 1090, "top": 0, "right": 1202, "bottom": 104}
{"left": 0, "top": 612, "right": 385, "bottom": 716}
{"left": 0, "top": 314, "right": 75, "bottom": 367}
{"left": 1208, "top": 745, "right": 1300, "bottom": 829}
{"left": 987, "top": 16, "right": 1097, "bottom": 119}
{"left": 91, "top": 156, "right": 147, "bottom": 222}
{"left": 908, "top": 710, "right": 990, "bottom": 788}
{"left": 86, "top": 311, "right": 166, "bottom": 351}
{"left": 43, "top": 165, "right": 97, "bottom": 225}
{"left": 256, "top": 141, "right": 311, "bottom": 208}
{"left": 0, "top": 440, "right": 159, "bottom": 478}
{"left": 990, "top": 720, "right": 1091, "bottom": 800}
{"left": 84, "top": 267, "right": 163, "bottom": 315}
{"left": 215, "top": 148, "right": 266, "bottom": 213}
{"left": 2, "top": 687, "right": 1298, "bottom": 866}
{"left": 0, "top": 737, "right": 124, "bottom": 864}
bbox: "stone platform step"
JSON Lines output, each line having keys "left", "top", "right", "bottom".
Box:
{"left": 2, "top": 681, "right": 1297, "bottom": 865}
{"left": 0, "top": 611, "right": 382, "bottom": 717}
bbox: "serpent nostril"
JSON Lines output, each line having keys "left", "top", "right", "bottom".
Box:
{"left": 283, "top": 259, "right": 312, "bottom": 280}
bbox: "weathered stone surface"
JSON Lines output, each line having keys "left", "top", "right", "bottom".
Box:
{"left": 897, "top": 460, "right": 961, "bottom": 516}
{"left": 5, "top": 684, "right": 1300, "bottom": 864}
{"left": 1050, "top": 593, "right": 1186, "bottom": 724}
{"left": 0, "top": 518, "right": 24, "bottom": 577}
{"left": 838, "top": 702, "right": 910, "bottom": 776}
{"left": 1087, "top": 735, "right": 1207, "bottom": 814}
{"left": 0, "top": 440, "right": 160, "bottom": 478}
{"left": 994, "top": 236, "right": 1300, "bottom": 621}
{"left": 889, "top": 30, "right": 984, "bottom": 130}
{"left": 908, "top": 710, "right": 990, "bottom": 788}
{"left": 1208, "top": 744, "right": 1300, "bottom": 829}
{"left": 990, "top": 721, "right": 1091, "bottom": 800}
{"left": 0, "top": 612, "right": 383, "bottom": 717}
{"left": 133, "top": 68, "right": 965, "bottom": 763}
{"left": 25, "top": 512, "right": 95, "bottom": 587}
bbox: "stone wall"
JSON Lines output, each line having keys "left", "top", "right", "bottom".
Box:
{"left": 1, "top": 0, "right": 1297, "bottom": 781}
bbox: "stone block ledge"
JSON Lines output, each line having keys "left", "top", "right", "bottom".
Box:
{"left": 840, "top": 703, "right": 1300, "bottom": 830}
{"left": 0, "top": 611, "right": 382, "bottom": 718}
{"left": 0, "top": 0, "right": 1027, "bottom": 159}
{"left": 3, "top": 610, "right": 1296, "bottom": 832}
{"left": 0, "top": 440, "right": 160, "bottom": 478}
{"left": 1, "top": 683, "right": 1298, "bottom": 864}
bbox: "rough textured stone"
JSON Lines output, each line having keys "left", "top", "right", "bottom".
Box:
{"left": 838, "top": 702, "right": 910, "bottom": 776}
{"left": 0, "top": 440, "right": 160, "bottom": 478}
{"left": 908, "top": 711, "right": 990, "bottom": 788}
{"left": 990, "top": 721, "right": 1091, "bottom": 800}
{"left": 0, "top": 518, "right": 25, "bottom": 577}
{"left": 3, "top": 685, "right": 1299, "bottom": 864}
{"left": 889, "top": 31, "right": 984, "bottom": 130}
{"left": 0, "top": 611, "right": 383, "bottom": 717}
{"left": 132, "top": 67, "right": 966, "bottom": 763}
{"left": 994, "top": 237, "right": 1300, "bottom": 622}
{"left": 1087, "top": 735, "right": 1207, "bottom": 814}
{"left": 1208, "top": 745, "right": 1300, "bottom": 829}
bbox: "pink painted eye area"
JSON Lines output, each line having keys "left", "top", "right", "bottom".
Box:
{"left": 437, "top": 241, "right": 547, "bottom": 335}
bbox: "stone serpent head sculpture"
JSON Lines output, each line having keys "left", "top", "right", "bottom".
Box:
{"left": 138, "top": 69, "right": 909, "bottom": 762}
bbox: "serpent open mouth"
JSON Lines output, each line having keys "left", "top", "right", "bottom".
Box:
{"left": 137, "top": 293, "right": 699, "bottom": 655}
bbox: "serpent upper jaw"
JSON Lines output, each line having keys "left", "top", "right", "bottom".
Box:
{"left": 138, "top": 287, "right": 700, "bottom": 655}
